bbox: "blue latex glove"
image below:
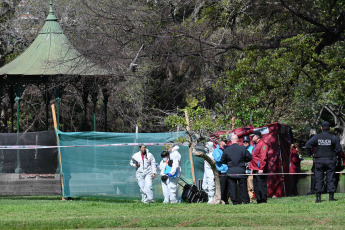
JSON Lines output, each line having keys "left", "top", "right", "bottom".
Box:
{"left": 167, "top": 173, "right": 173, "bottom": 177}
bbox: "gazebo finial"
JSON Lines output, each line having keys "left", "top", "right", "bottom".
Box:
{"left": 46, "top": 0, "right": 57, "bottom": 21}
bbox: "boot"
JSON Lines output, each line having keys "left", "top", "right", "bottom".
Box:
{"left": 329, "top": 193, "right": 337, "bottom": 202}
{"left": 315, "top": 193, "right": 321, "bottom": 203}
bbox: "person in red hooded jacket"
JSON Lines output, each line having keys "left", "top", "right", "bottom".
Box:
{"left": 249, "top": 131, "right": 269, "bottom": 204}
{"left": 289, "top": 143, "right": 302, "bottom": 196}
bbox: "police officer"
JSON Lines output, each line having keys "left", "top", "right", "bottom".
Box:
{"left": 305, "top": 121, "right": 342, "bottom": 203}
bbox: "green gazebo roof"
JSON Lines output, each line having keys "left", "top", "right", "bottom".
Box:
{"left": 0, "top": 0, "right": 110, "bottom": 77}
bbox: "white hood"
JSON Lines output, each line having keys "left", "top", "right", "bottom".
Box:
{"left": 206, "top": 141, "right": 215, "bottom": 153}
{"left": 171, "top": 145, "right": 180, "bottom": 152}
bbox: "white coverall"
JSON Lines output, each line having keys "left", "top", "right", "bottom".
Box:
{"left": 167, "top": 146, "right": 182, "bottom": 203}
{"left": 202, "top": 141, "right": 215, "bottom": 203}
{"left": 159, "top": 158, "right": 170, "bottom": 203}
{"left": 130, "top": 149, "right": 157, "bottom": 203}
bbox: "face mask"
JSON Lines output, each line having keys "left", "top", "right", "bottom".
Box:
{"left": 162, "top": 157, "right": 169, "bottom": 161}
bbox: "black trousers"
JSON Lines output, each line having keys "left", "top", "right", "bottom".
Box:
{"left": 253, "top": 171, "right": 267, "bottom": 203}
{"left": 309, "top": 163, "right": 316, "bottom": 193}
{"left": 314, "top": 158, "right": 337, "bottom": 193}
{"left": 310, "top": 161, "right": 326, "bottom": 194}
{"left": 219, "top": 173, "right": 230, "bottom": 204}
{"left": 291, "top": 175, "right": 299, "bottom": 196}
{"left": 228, "top": 177, "right": 250, "bottom": 205}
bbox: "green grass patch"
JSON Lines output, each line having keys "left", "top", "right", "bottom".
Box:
{"left": 0, "top": 194, "right": 344, "bottom": 229}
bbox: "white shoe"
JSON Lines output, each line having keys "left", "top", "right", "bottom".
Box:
{"left": 144, "top": 199, "right": 154, "bottom": 203}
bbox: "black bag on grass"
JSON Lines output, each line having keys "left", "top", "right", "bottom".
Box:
{"left": 178, "top": 177, "right": 199, "bottom": 203}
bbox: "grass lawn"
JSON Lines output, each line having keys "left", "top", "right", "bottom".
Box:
{"left": 0, "top": 194, "right": 344, "bottom": 229}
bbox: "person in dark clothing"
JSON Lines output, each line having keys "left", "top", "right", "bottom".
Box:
{"left": 221, "top": 134, "right": 252, "bottom": 205}
{"left": 306, "top": 144, "right": 326, "bottom": 195}
{"left": 306, "top": 121, "right": 342, "bottom": 203}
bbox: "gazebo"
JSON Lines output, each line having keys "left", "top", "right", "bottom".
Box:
{"left": 0, "top": 0, "right": 113, "bottom": 172}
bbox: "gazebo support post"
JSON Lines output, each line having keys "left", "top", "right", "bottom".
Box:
{"left": 54, "top": 87, "right": 63, "bottom": 173}
{"left": 55, "top": 87, "right": 62, "bottom": 130}
{"left": 102, "top": 88, "right": 109, "bottom": 132}
{"left": 91, "top": 91, "right": 98, "bottom": 131}
{"left": 14, "top": 84, "right": 24, "bottom": 173}
{"left": 0, "top": 84, "right": 2, "bottom": 125}
{"left": 0, "top": 85, "right": 2, "bottom": 172}
{"left": 44, "top": 83, "right": 51, "bottom": 130}
{"left": 9, "top": 86, "right": 15, "bottom": 132}
{"left": 45, "top": 99, "right": 49, "bottom": 130}
{"left": 82, "top": 90, "right": 89, "bottom": 131}
{"left": 90, "top": 90, "right": 98, "bottom": 171}
{"left": 56, "top": 97, "right": 61, "bottom": 129}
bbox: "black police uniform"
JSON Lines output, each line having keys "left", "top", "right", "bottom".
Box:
{"left": 307, "top": 149, "right": 326, "bottom": 195}
{"left": 221, "top": 143, "right": 252, "bottom": 205}
{"left": 306, "top": 129, "right": 342, "bottom": 200}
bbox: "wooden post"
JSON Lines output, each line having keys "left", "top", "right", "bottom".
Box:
{"left": 51, "top": 104, "right": 65, "bottom": 200}
{"left": 231, "top": 116, "right": 236, "bottom": 130}
{"left": 184, "top": 110, "right": 196, "bottom": 185}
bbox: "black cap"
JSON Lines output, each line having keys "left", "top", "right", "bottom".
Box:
{"left": 321, "top": 121, "right": 331, "bottom": 128}
{"left": 161, "top": 151, "right": 169, "bottom": 158}
{"left": 243, "top": 136, "right": 250, "bottom": 143}
{"left": 251, "top": 131, "right": 262, "bottom": 138}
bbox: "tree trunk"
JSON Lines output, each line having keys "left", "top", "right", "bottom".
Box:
{"left": 187, "top": 131, "right": 225, "bottom": 204}
{"left": 324, "top": 105, "right": 345, "bottom": 148}
{"left": 192, "top": 150, "right": 224, "bottom": 204}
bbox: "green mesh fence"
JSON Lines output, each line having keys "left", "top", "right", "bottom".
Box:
{"left": 57, "top": 130, "right": 204, "bottom": 200}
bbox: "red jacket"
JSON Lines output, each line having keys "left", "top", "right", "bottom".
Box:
{"left": 249, "top": 139, "right": 268, "bottom": 171}
{"left": 289, "top": 149, "right": 301, "bottom": 173}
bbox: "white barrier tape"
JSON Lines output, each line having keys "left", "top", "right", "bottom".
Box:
{"left": 0, "top": 142, "right": 183, "bottom": 150}
{"left": 218, "top": 172, "right": 345, "bottom": 176}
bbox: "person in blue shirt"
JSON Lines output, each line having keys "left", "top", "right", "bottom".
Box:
{"left": 212, "top": 136, "right": 229, "bottom": 204}
{"left": 243, "top": 136, "right": 254, "bottom": 202}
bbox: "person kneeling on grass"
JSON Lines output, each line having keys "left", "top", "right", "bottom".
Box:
{"left": 130, "top": 145, "right": 156, "bottom": 203}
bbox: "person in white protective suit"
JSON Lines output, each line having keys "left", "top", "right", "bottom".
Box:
{"left": 203, "top": 141, "right": 215, "bottom": 203}
{"left": 166, "top": 144, "right": 182, "bottom": 203}
{"left": 130, "top": 145, "right": 157, "bottom": 203}
{"left": 159, "top": 151, "right": 171, "bottom": 203}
